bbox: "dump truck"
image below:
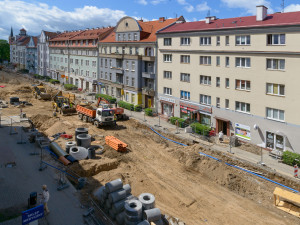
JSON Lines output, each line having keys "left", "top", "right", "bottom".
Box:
{"left": 97, "top": 97, "right": 129, "bottom": 120}
{"left": 52, "top": 91, "right": 76, "bottom": 115}
{"left": 32, "top": 83, "right": 51, "bottom": 100}
{"left": 76, "top": 104, "right": 115, "bottom": 127}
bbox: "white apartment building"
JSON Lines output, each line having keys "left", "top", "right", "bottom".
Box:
{"left": 37, "top": 31, "right": 57, "bottom": 77}
{"left": 157, "top": 6, "right": 300, "bottom": 154}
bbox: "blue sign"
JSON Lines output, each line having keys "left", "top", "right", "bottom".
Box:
{"left": 22, "top": 205, "right": 44, "bottom": 225}
{"left": 98, "top": 82, "right": 102, "bottom": 85}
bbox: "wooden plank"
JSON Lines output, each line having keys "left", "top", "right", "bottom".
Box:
{"left": 273, "top": 187, "right": 300, "bottom": 205}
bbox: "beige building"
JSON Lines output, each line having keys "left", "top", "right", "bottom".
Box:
{"left": 157, "top": 6, "right": 300, "bottom": 154}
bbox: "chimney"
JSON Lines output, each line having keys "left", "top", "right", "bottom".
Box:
{"left": 205, "top": 17, "right": 211, "bottom": 24}
{"left": 159, "top": 17, "right": 165, "bottom": 22}
{"left": 256, "top": 5, "right": 268, "bottom": 21}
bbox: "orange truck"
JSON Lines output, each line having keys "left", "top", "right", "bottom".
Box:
{"left": 97, "top": 97, "right": 129, "bottom": 120}
{"left": 76, "top": 105, "right": 115, "bottom": 128}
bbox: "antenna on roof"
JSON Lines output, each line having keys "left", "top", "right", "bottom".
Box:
{"left": 281, "top": 0, "right": 285, "bottom": 12}
{"left": 207, "top": 10, "right": 211, "bottom": 17}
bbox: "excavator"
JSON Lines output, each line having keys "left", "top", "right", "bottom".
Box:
{"left": 32, "top": 83, "right": 51, "bottom": 100}
{"left": 97, "top": 97, "right": 129, "bottom": 120}
{"left": 52, "top": 91, "right": 77, "bottom": 115}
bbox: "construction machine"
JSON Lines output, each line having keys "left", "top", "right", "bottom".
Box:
{"left": 52, "top": 91, "right": 76, "bottom": 115}
{"left": 32, "top": 83, "right": 51, "bottom": 100}
{"left": 97, "top": 97, "right": 129, "bottom": 120}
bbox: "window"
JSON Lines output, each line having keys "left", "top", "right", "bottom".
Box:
{"left": 81, "top": 70, "right": 83, "bottom": 76}
{"left": 266, "top": 83, "right": 285, "bottom": 96}
{"left": 180, "top": 73, "right": 190, "bottom": 82}
{"left": 200, "top": 56, "right": 211, "bottom": 65}
{"left": 86, "top": 40, "right": 88, "bottom": 46}
{"left": 129, "top": 47, "right": 132, "bottom": 55}
{"left": 131, "top": 78, "right": 135, "bottom": 86}
{"left": 81, "top": 59, "right": 83, "bottom": 66}
{"left": 117, "top": 34, "right": 121, "bottom": 41}
{"left": 109, "top": 59, "right": 112, "bottom": 68}
{"left": 266, "top": 59, "right": 285, "bottom": 70}
{"left": 100, "top": 59, "right": 103, "bottom": 67}
{"left": 86, "top": 71, "right": 89, "bottom": 77}
{"left": 225, "top": 36, "right": 229, "bottom": 46}
{"left": 126, "top": 76, "right": 129, "bottom": 85}
{"left": 164, "top": 71, "right": 172, "bottom": 79}
{"left": 123, "top": 34, "right": 126, "bottom": 41}
{"left": 116, "top": 47, "right": 119, "bottom": 54}
{"left": 266, "top": 107, "right": 284, "bottom": 121}
{"left": 105, "top": 72, "right": 107, "bottom": 79}
{"left": 236, "top": 35, "right": 251, "bottom": 45}
{"left": 200, "top": 94, "right": 211, "bottom": 105}
{"left": 216, "top": 97, "right": 220, "bottom": 108}
{"left": 105, "top": 59, "right": 107, "bottom": 68}
{"left": 235, "top": 101, "right": 250, "bottom": 113}
{"left": 181, "top": 37, "right": 190, "bottom": 45}
{"left": 100, "top": 71, "right": 103, "bottom": 78}
{"left": 267, "top": 34, "right": 285, "bottom": 45}
{"left": 135, "top": 47, "right": 139, "bottom": 55}
{"left": 235, "top": 57, "right": 251, "bottom": 68}
{"left": 225, "top": 78, "right": 229, "bottom": 88}
{"left": 128, "top": 34, "right": 131, "bottom": 41}
{"left": 134, "top": 33, "right": 138, "bottom": 41}
{"left": 180, "top": 55, "right": 190, "bottom": 63}
{"left": 180, "top": 91, "right": 190, "bottom": 100}
{"left": 216, "top": 56, "right": 220, "bottom": 66}
{"left": 125, "top": 92, "right": 129, "bottom": 101}
{"left": 122, "top": 47, "right": 125, "bottom": 54}
{"left": 131, "top": 61, "right": 135, "bottom": 71}
{"left": 200, "top": 37, "right": 211, "bottom": 45}
{"left": 216, "top": 77, "right": 220, "bottom": 87}
{"left": 86, "top": 60, "right": 89, "bottom": 66}
{"left": 216, "top": 36, "right": 220, "bottom": 46}
{"left": 235, "top": 80, "right": 251, "bottom": 90}
{"left": 164, "top": 38, "right": 172, "bottom": 46}
{"left": 111, "top": 87, "right": 114, "bottom": 96}
{"left": 225, "top": 99, "right": 229, "bottom": 109}
{"left": 163, "top": 54, "right": 172, "bottom": 62}
{"left": 109, "top": 73, "right": 112, "bottom": 80}
{"left": 131, "top": 94, "right": 135, "bottom": 103}
{"left": 200, "top": 75, "right": 211, "bottom": 85}
{"left": 164, "top": 87, "right": 172, "bottom": 95}
{"left": 125, "top": 61, "right": 129, "bottom": 70}
{"left": 225, "top": 57, "right": 230, "bottom": 67}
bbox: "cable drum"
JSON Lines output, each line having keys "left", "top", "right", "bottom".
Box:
{"left": 76, "top": 133, "right": 91, "bottom": 148}
{"left": 69, "top": 146, "right": 88, "bottom": 160}
{"left": 75, "top": 127, "right": 88, "bottom": 141}
{"left": 65, "top": 141, "right": 76, "bottom": 153}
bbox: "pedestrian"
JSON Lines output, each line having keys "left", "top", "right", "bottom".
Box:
{"left": 218, "top": 130, "right": 224, "bottom": 142}
{"left": 39, "top": 185, "right": 50, "bottom": 214}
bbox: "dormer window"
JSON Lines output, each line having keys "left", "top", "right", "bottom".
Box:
{"left": 125, "top": 22, "right": 128, "bottom": 27}
{"left": 134, "top": 33, "right": 137, "bottom": 41}
{"left": 118, "top": 34, "right": 121, "bottom": 41}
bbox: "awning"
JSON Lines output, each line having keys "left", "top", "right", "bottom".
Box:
{"left": 214, "top": 116, "right": 230, "bottom": 122}
{"left": 199, "top": 111, "right": 211, "bottom": 116}
{"left": 180, "top": 105, "right": 197, "bottom": 112}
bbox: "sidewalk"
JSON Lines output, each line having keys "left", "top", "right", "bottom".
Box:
{"left": 0, "top": 125, "right": 85, "bottom": 225}
{"left": 123, "top": 109, "right": 299, "bottom": 181}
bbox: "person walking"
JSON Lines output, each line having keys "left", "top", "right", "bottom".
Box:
{"left": 218, "top": 130, "right": 224, "bottom": 142}
{"left": 40, "top": 185, "right": 50, "bottom": 214}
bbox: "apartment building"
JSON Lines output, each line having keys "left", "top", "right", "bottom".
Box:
{"left": 99, "top": 16, "right": 184, "bottom": 108}
{"left": 37, "top": 31, "right": 58, "bottom": 77}
{"left": 49, "top": 27, "right": 113, "bottom": 92}
{"left": 157, "top": 6, "right": 300, "bottom": 153}
{"left": 26, "top": 36, "right": 38, "bottom": 74}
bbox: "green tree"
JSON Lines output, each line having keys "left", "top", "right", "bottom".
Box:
{"left": 0, "top": 40, "right": 10, "bottom": 63}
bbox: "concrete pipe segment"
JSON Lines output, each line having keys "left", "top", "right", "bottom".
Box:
{"left": 123, "top": 184, "right": 132, "bottom": 195}
{"left": 112, "top": 195, "right": 137, "bottom": 214}
{"left": 116, "top": 212, "right": 125, "bottom": 225}
{"left": 50, "top": 142, "right": 68, "bottom": 157}
{"left": 143, "top": 208, "right": 161, "bottom": 222}
{"left": 93, "top": 186, "right": 106, "bottom": 201}
{"left": 76, "top": 133, "right": 91, "bottom": 148}
{"left": 75, "top": 127, "right": 88, "bottom": 142}
{"left": 69, "top": 146, "right": 88, "bottom": 160}
{"left": 105, "top": 178, "right": 123, "bottom": 193}
{"left": 137, "top": 221, "right": 150, "bottom": 225}
{"left": 65, "top": 141, "right": 76, "bottom": 154}
{"left": 138, "top": 193, "right": 155, "bottom": 210}
{"left": 125, "top": 200, "right": 143, "bottom": 217}
{"left": 105, "top": 199, "right": 112, "bottom": 209}
{"left": 58, "top": 156, "right": 71, "bottom": 166}
{"left": 88, "top": 145, "right": 104, "bottom": 155}
{"left": 108, "top": 189, "right": 127, "bottom": 204}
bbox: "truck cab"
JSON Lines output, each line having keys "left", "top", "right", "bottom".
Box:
{"left": 95, "top": 108, "right": 115, "bottom": 127}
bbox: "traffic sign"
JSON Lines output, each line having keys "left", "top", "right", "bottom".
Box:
{"left": 22, "top": 204, "right": 44, "bottom": 225}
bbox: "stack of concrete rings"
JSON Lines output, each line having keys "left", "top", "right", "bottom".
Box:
{"left": 124, "top": 200, "right": 143, "bottom": 225}
{"left": 138, "top": 193, "right": 155, "bottom": 210}
{"left": 65, "top": 141, "right": 76, "bottom": 153}
{"left": 76, "top": 133, "right": 91, "bottom": 148}
{"left": 75, "top": 127, "right": 88, "bottom": 142}
{"left": 69, "top": 146, "right": 88, "bottom": 160}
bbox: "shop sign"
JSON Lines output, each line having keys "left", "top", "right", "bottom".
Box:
{"left": 235, "top": 123, "right": 251, "bottom": 140}
{"left": 159, "top": 96, "right": 175, "bottom": 104}
{"left": 61, "top": 75, "right": 65, "bottom": 78}
{"left": 125, "top": 90, "right": 137, "bottom": 94}
{"left": 180, "top": 101, "right": 212, "bottom": 114}
{"left": 22, "top": 205, "right": 44, "bottom": 225}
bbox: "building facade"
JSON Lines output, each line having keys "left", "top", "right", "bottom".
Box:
{"left": 99, "top": 16, "right": 184, "bottom": 108}
{"left": 157, "top": 6, "right": 300, "bottom": 154}
{"left": 26, "top": 36, "right": 38, "bottom": 74}
{"left": 37, "top": 31, "right": 58, "bottom": 77}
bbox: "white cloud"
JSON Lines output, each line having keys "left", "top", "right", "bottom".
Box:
{"left": 177, "top": 0, "right": 187, "bottom": 5}
{"left": 221, "top": 0, "right": 273, "bottom": 14}
{"left": 185, "top": 5, "right": 194, "bottom": 12}
{"left": 285, "top": 4, "right": 300, "bottom": 12}
{"left": 151, "top": 0, "right": 167, "bottom": 5}
{"left": 137, "top": 0, "right": 148, "bottom": 5}
{"left": 0, "top": 0, "right": 126, "bottom": 40}
{"left": 196, "top": 2, "right": 211, "bottom": 12}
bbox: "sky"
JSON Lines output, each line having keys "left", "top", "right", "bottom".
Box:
{"left": 1, "top": 0, "right": 300, "bottom": 40}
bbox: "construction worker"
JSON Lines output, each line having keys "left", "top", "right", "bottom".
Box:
{"left": 114, "top": 113, "right": 117, "bottom": 125}
{"left": 39, "top": 185, "right": 50, "bottom": 214}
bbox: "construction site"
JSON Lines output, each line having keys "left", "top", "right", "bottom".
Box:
{"left": 1, "top": 69, "right": 300, "bottom": 225}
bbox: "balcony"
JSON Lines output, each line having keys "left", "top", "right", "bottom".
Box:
{"left": 142, "top": 87, "right": 155, "bottom": 96}
{"left": 142, "top": 56, "right": 155, "bottom": 61}
{"left": 142, "top": 72, "right": 155, "bottom": 79}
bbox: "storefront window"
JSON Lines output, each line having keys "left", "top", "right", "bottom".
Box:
{"left": 163, "top": 103, "right": 173, "bottom": 117}
{"left": 266, "top": 131, "right": 284, "bottom": 151}
{"left": 201, "top": 114, "right": 211, "bottom": 126}
{"left": 266, "top": 132, "right": 274, "bottom": 149}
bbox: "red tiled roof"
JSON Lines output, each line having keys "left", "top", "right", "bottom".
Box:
{"left": 100, "top": 17, "right": 180, "bottom": 43}
{"left": 19, "top": 37, "right": 30, "bottom": 46}
{"left": 44, "top": 31, "right": 58, "bottom": 39}
{"left": 49, "top": 30, "right": 83, "bottom": 41}
{"left": 70, "top": 27, "right": 114, "bottom": 40}
{"left": 33, "top": 37, "right": 38, "bottom": 46}
{"left": 158, "top": 11, "right": 300, "bottom": 33}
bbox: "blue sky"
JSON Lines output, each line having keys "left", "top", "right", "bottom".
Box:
{"left": 1, "top": 0, "right": 300, "bottom": 40}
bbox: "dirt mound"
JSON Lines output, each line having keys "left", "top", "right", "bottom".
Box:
{"left": 44, "top": 120, "right": 75, "bottom": 136}
{"left": 30, "top": 114, "right": 53, "bottom": 131}
{"left": 8, "top": 78, "right": 21, "bottom": 85}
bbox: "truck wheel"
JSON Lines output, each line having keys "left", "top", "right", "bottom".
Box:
{"left": 83, "top": 116, "right": 88, "bottom": 122}
{"left": 94, "top": 121, "right": 99, "bottom": 128}
{"left": 78, "top": 113, "right": 83, "bottom": 120}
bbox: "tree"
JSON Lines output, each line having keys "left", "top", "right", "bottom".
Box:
{"left": 0, "top": 40, "right": 10, "bottom": 63}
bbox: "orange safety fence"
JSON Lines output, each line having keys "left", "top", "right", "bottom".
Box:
{"left": 105, "top": 136, "right": 128, "bottom": 152}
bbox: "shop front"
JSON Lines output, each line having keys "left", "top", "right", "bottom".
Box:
{"left": 179, "top": 101, "right": 212, "bottom": 125}
{"left": 215, "top": 116, "right": 230, "bottom": 136}
{"left": 159, "top": 96, "right": 175, "bottom": 117}
{"left": 198, "top": 105, "right": 212, "bottom": 126}
{"left": 266, "top": 131, "right": 285, "bottom": 152}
